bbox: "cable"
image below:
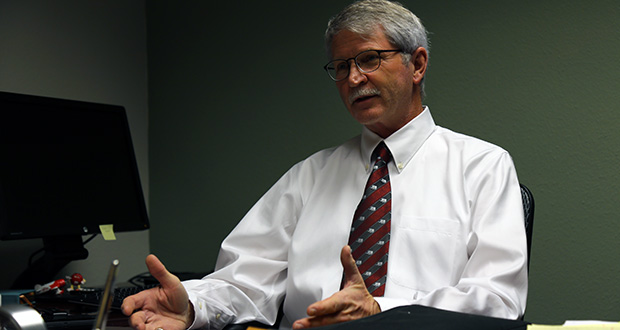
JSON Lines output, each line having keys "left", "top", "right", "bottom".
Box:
{"left": 82, "top": 233, "right": 97, "bottom": 245}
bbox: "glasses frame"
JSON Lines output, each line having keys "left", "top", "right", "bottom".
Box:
{"left": 323, "top": 49, "right": 402, "bottom": 82}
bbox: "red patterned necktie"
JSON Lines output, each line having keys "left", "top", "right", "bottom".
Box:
{"left": 348, "top": 142, "right": 391, "bottom": 296}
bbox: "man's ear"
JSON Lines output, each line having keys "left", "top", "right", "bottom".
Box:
{"left": 411, "top": 47, "right": 428, "bottom": 85}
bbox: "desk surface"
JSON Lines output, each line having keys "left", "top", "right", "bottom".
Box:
{"left": 43, "top": 305, "right": 528, "bottom": 330}
{"left": 314, "top": 305, "right": 527, "bottom": 330}
{"left": 223, "top": 305, "right": 527, "bottom": 330}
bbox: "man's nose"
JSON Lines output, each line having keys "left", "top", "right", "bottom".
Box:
{"left": 347, "top": 61, "right": 368, "bottom": 86}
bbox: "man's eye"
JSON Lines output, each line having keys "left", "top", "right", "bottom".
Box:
{"left": 359, "top": 54, "right": 380, "bottom": 64}
{"left": 336, "top": 62, "right": 348, "bottom": 71}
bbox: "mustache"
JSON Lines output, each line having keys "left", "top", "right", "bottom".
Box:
{"left": 348, "top": 88, "right": 381, "bottom": 105}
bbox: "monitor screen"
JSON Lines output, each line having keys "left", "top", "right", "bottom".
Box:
{"left": 0, "top": 91, "right": 149, "bottom": 240}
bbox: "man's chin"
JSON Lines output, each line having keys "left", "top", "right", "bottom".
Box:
{"left": 349, "top": 106, "right": 383, "bottom": 124}
{"left": 349, "top": 102, "right": 383, "bottom": 116}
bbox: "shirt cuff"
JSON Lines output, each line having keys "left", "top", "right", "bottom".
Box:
{"left": 186, "top": 290, "right": 207, "bottom": 329}
{"left": 374, "top": 297, "right": 413, "bottom": 313}
{"left": 186, "top": 290, "right": 235, "bottom": 330}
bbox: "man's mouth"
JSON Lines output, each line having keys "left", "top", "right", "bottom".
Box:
{"left": 349, "top": 88, "right": 381, "bottom": 105}
{"left": 354, "top": 95, "right": 376, "bottom": 103}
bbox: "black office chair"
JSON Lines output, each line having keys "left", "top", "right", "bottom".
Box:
{"left": 520, "top": 184, "right": 535, "bottom": 270}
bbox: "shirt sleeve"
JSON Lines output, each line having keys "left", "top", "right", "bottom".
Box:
{"left": 184, "top": 164, "right": 303, "bottom": 329}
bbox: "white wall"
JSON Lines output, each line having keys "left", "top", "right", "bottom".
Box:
{"left": 0, "top": 1, "right": 150, "bottom": 288}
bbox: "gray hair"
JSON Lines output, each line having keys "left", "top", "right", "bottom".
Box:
{"left": 325, "top": 0, "right": 429, "bottom": 97}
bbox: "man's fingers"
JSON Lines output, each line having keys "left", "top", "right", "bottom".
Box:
{"left": 307, "top": 295, "right": 344, "bottom": 317}
{"left": 121, "top": 296, "right": 136, "bottom": 316}
{"left": 121, "top": 287, "right": 147, "bottom": 316}
{"left": 340, "top": 246, "right": 364, "bottom": 288}
{"left": 121, "top": 286, "right": 156, "bottom": 316}
{"left": 145, "top": 254, "right": 180, "bottom": 289}
{"left": 294, "top": 312, "right": 355, "bottom": 329}
{"left": 127, "top": 310, "right": 148, "bottom": 330}
{"left": 292, "top": 317, "right": 311, "bottom": 329}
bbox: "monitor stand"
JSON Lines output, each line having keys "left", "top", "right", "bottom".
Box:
{"left": 11, "top": 235, "right": 88, "bottom": 289}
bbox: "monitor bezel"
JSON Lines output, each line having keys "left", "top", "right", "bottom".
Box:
{"left": 0, "top": 91, "right": 150, "bottom": 240}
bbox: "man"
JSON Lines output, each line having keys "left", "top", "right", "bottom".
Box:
{"left": 122, "top": 1, "right": 528, "bottom": 329}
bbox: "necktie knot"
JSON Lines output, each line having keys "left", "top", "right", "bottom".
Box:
{"left": 373, "top": 142, "right": 391, "bottom": 165}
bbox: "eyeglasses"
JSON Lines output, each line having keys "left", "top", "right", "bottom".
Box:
{"left": 323, "top": 49, "right": 402, "bottom": 82}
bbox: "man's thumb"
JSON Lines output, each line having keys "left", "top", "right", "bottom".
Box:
{"left": 146, "top": 254, "right": 180, "bottom": 289}
{"left": 341, "top": 245, "right": 364, "bottom": 288}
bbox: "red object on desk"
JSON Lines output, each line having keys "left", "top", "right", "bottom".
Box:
{"left": 34, "top": 279, "right": 66, "bottom": 295}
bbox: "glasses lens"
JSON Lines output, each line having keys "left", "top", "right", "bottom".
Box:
{"left": 326, "top": 60, "right": 349, "bottom": 81}
{"left": 356, "top": 50, "right": 381, "bottom": 73}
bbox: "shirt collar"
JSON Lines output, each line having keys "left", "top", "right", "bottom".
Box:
{"left": 360, "top": 106, "right": 436, "bottom": 173}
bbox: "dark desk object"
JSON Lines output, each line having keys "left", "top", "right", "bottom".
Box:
{"left": 225, "top": 305, "right": 528, "bottom": 330}
{"left": 314, "top": 305, "right": 528, "bottom": 330}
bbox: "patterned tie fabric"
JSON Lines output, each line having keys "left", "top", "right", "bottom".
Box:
{"left": 348, "top": 142, "right": 392, "bottom": 296}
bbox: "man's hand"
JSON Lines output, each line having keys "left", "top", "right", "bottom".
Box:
{"left": 292, "top": 246, "right": 381, "bottom": 329}
{"left": 121, "top": 254, "right": 194, "bottom": 330}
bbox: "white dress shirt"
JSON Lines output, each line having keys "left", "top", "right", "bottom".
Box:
{"left": 183, "top": 107, "right": 528, "bottom": 329}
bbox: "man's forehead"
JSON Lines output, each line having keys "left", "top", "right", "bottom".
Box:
{"left": 330, "top": 29, "right": 392, "bottom": 58}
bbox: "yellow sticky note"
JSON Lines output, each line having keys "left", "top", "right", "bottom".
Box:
{"left": 99, "top": 224, "right": 117, "bottom": 241}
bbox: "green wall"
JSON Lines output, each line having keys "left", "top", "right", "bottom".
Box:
{"left": 147, "top": 1, "right": 620, "bottom": 324}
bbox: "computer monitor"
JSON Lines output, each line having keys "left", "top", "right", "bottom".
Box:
{"left": 0, "top": 91, "right": 149, "bottom": 289}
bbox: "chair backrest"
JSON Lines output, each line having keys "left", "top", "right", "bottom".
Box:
{"left": 519, "top": 184, "right": 534, "bottom": 270}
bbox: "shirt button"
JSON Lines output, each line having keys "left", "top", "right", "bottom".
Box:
{"left": 397, "top": 163, "right": 404, "bottom": 170}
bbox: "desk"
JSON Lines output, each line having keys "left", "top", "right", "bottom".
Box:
{"left": 224, "top": 305, "right": 528, "bottom": 330}
{"left": 314, "top": 305, "right": 528, "bottom": 330}
{"left": 36, "top": 304, "right": 528, "bottom": 329}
